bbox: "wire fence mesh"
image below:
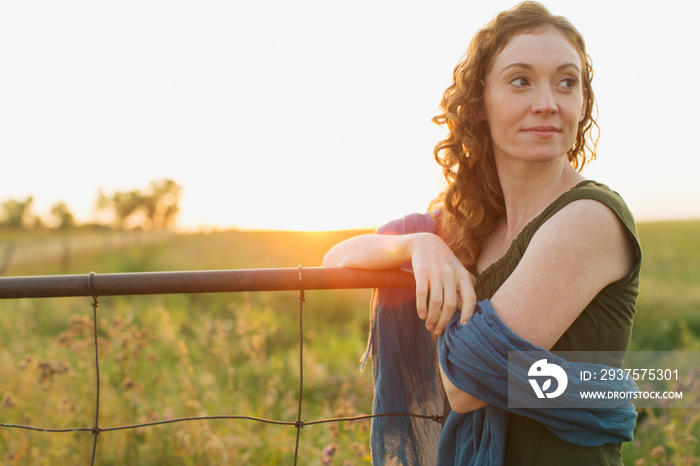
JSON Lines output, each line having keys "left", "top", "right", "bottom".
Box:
{"left": 0, "top": 267, "right": 443, "bottom": 464}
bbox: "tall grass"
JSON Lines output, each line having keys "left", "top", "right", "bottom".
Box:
{"left": 1, "top": 229, "right": 375, "bottom": 464}
{"left": 622, "top": 220, "right": 700, "bottom": 465}
{"left": 0, "top": 221, "right": 698, "bottom": 464}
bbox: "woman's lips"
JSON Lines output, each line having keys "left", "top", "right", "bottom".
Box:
{"left": 522, "top": 126, "right": 560, "bottom": 138}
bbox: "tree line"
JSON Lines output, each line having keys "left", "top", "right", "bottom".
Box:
{"left": 0, "top": 179, "right": 182, "bottom": 230}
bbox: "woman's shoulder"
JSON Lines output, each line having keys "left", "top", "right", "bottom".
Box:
{"left": 557, "top": 180, "right": 636, "bottom": 229}
{"left": 526, "top": 180, "right": 638, "bottom": 245}
{"left": 479, "top": 180, "right": 642, "bottom": 295}
{"left": 538, "top": 196, "right": 630, "bottom": 245}
{"left": 528, "top": 181, "right": 641, "bottom": 283}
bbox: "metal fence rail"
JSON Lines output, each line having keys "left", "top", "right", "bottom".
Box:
{"left": 0, "top": 266, "right": 415, "bottom": 298}
{"left": 0, "top": 267, "right": 439, "bottom": 465}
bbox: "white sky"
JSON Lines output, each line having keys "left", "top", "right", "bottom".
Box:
{"left": 1, "top": 0, "right": 699, "bottom": 231}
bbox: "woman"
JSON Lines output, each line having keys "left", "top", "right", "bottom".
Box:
{"left": 324, "top": 2, "right": 641, "bottom": 465}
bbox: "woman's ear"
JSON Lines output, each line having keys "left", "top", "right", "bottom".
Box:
{"left": 579, "top": 91, "right": 588, "bottom": 122}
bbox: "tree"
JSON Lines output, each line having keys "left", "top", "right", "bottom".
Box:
{"left": 112, "top": 190, "right": 145, "bottom": 229}
{"left": 92, "top": 179, "right": 182, "bottom": 230}
{"left": 50, "top": 202, "right": 76, "bottom": 229}
{"left": 147, "top": 179, "right": 182, "bottom": 229}
{"left": 0, "top": 196, "right": 34, "bottom": 229}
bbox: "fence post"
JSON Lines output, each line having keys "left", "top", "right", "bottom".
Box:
{"left": 60, "top": 238, "right": 71, "bottom": 273}
{"left": 0, "top": 241, "right": 16, "bottom": 276}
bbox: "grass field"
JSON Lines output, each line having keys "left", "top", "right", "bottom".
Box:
{"left": 0, "top": 220, "right": 698, "bottom": 464}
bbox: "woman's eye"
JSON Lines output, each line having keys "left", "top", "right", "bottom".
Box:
{"left": 510, "top": 77, "right": 529, "bottom": 88}
{"left": 559, "top": 77, "right": 579, "bottom": 89}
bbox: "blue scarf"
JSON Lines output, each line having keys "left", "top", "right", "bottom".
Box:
{"left": 365, "top": 213, "right": 638, "bottom": 465}
{"left": 436, "top": 300, "right": 638, "bottom": 465}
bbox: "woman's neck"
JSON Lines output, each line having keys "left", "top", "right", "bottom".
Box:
{"left": 496, "top": 159, "right": 585, "bottom": 238}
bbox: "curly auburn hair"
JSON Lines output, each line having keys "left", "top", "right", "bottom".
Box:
{"left": 430, "top": 1, "right": 599, "bottom": 274}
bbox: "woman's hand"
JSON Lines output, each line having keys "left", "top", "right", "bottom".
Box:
{"left": 323, "top": 231, "right": 476, "bottom": 335}
{"left": 406, "top": 233, "right": 477, "bottom": 336}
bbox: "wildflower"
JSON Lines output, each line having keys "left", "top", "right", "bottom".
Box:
{"left": 38, "top": 360, "right": 70, "bottom": 383}
{"left": 1, "top": 393, "right": 16, "bottom": 408}
{"left": 649, "top": 445, "right": 665, "bottom": 459}
{"left": 322, "top": 443, "right": 337, "bottom": 465}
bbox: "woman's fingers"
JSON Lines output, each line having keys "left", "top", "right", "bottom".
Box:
{"left": 408, "top": 233, "right": 478, "bottom": 334}
{"left": 415, "top": 271, "right": 429, "bottom": 320}
{"left": 424, "top": 268, "right": 460, "bottom": 335}
{"left": 419, "top": 269, "right": 476, "bottom": 335}
{"left": 425, "top": 272, "right": 447, "bottom": 332}
{"left": 434, "top": 281, "right": 458, "bottom": 335}
{"left": 459, "top": 275, "right": 477, "bottom": 325}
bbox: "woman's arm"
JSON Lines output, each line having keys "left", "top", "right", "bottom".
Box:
{"left": 323, "top": 232, "right": 476, "bottom": 335}
{"left": 442, "top": 199, "right": 637, "bottom": 413}
{"left": 322, "top": 234, "right": 413, "bottom": 269}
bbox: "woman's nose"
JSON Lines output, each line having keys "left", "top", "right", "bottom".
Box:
{"left": 532, "top": 87, "right": 557, "bottom": 114}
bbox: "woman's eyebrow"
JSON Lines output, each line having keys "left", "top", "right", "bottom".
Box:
{"left": 499, "top": 62, "right": 581, "bottom": 76}
{"left": 499, "top": 62, "right": 533, "bottom": 75}
{"left": 556, "top": 62, "right": 581, "bottom": 72}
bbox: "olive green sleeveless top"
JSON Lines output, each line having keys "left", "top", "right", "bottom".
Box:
{"left": 474, "top": 180, "right": 642, "bottom": 466}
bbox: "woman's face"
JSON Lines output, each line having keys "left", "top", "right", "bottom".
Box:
{"left": 483, "top": 27, "right": 585, "bottom": 168}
